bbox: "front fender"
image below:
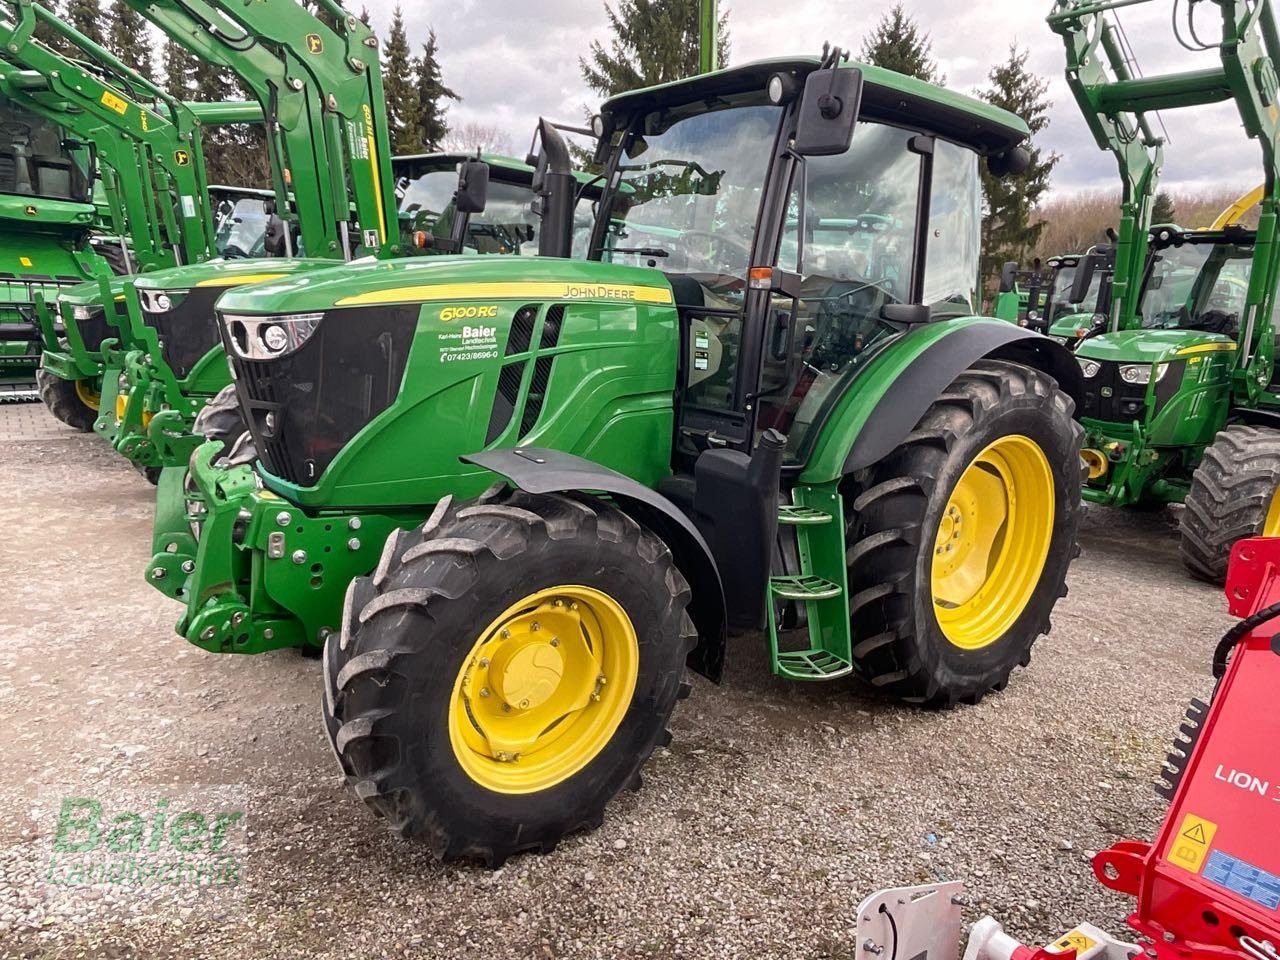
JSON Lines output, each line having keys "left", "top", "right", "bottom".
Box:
{"left": 463, "top": 446, "right": 727, "bottom": 684}
{"left": 799, "top": 318, "right": 1083, "bottom": 484}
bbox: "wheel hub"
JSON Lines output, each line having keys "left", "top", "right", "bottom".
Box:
{"left": 930, "top": 435, "right": 1054, "bottom": 651}
{"left": 449, "top": 587, "right": 639, "bottom": 794}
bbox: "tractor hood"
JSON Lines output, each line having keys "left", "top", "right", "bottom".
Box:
{"left": 1048, "top": 310, "right": 1101, "bottom": 339}
{"left": 1075, "top": 328, "right": 1236, "bottom": 365}
{"left": 214, "top": 255, "right": 677, "bottom": 315}
{"left": 132, "top": 257, "right": 337, "bottom": 295}
{"left": 57, "top": 277, "right": 129, "bottom": 308}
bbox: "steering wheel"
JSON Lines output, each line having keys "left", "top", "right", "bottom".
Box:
{"left": 806, "top": 278, "right": 895, "bottom": 370}
{"left": 222, "top": 243, "right": 250, "bottom": 259}
{"left": 678, "top": 229, "right": 751, "bottom": 272}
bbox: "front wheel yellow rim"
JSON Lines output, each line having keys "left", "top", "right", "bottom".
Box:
{"left": 1263, "top": 486, "right": 1280, "bottom": 537}
{"left": 448, "top": 586, "right": 639, "bottom": 795}
{"left": 931, "top": 435, "right": 1055, "bottom": 651}
{"left": 74, "top": 378, "right": 100, "bottom": 411}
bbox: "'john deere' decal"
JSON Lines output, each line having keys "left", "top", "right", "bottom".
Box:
{"left": 306, "top": 33, "right": 323, "bottom": 54}
{"left": 174, "top": 150, "right": 191, "bottom": 167}
{"left": 23, "top": 205, "right": 36, "bottom": 217}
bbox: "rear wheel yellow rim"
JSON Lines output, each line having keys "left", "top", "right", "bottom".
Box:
{"left": 931, "top": 435, "right": 1054, "bottom": 650}
{"left": 448, "top": 586, "right": 639, "bottom": 794}
{"left": 1264, "top": 486, "right": 1280, "bottom": 537}
{"left": 74, "top": 378, "right": 100, "bottom": 411}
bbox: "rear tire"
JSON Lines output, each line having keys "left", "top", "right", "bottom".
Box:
{"left": 843, "top": 360, "right": 1084, "bottom": 706}
{"left": 1179, "top": 424, "right": 1280, "bottom": 584}
{"left": 323, "top": 487, "right": 695, "bottom": 865}
{"left": 37, "top": 368, "right": 97, "bottom": 432}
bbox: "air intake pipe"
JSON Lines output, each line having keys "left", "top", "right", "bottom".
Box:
{"left": 529, "top": 118, "right": 575, "bottom": 259}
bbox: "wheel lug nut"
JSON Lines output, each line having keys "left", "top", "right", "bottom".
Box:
{"left": 499, "top": 629, "right": 510, "bottom": 640}
{"left": 530, "top": 621, "right": 540, "bottom": 632}
{"left": 478, "top": 657, "right": 489, "bottom": 668}
{"left": 519, "top": 699, "right": 530, "bottom": 709}
{"left": 479, "top": 688, "right": 491, "bottom": 698}
{"left": 550, "top": 637, "right": 559, "bottom": 647}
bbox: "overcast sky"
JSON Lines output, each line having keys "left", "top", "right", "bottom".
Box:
{"left": 361, "top": 0, "right": 1260, "bottom": 200}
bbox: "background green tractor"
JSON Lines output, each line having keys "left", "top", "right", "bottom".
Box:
{"left": 1052, "top": 0, "right": 1280, "bottom": 581}
{"left": 158, "top": 51, "right": 1086, "bottom": 864}
{"left": 992, "top": 259, "right": 1049, "bottom": 325}
{"left": 1042, "top": 242, "right": 1115, "bottom": 345}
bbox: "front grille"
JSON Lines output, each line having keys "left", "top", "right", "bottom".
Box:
{"left": 1080, "top": 361, "right": 1148, "bottom": 422}
{"left": 225, "top": 305, "right": 418, "bottom": 486}
{"left": 141, "top": 287, "right": 224, "bottom": 379}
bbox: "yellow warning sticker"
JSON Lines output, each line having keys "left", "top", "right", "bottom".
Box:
{"left": 1169, "top": 813, "right": 1218, "bottom": 874}
{"left": 100, "top": 90, "right": 128, "bottom": 115}
{"left": 18, "top": 256, "right": 32, "bottom": 267}
{"left": 1049, "top": 931, "right": 1098, "bottom": 956}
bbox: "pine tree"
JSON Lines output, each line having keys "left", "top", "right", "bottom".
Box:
{"left": 359, "top": 6, "right": 371, "bottom": 26}
{"left": 64, "top": 0, "right": 106, "bottom": 47}
{"left": 381, "top": 5, "right": 419, "bottom": 152}
{"left": 1152, "top": 190, "right": 1177, "bottom": 225}
{"left": 164, "top": 39, "right": 200, "bottom": 100}
{"left": 108, "top": 2, "right": 155, "bottom": 80}
{"left": 580, "top": 0, "right": 730, "bottom": 98}
{"left": 32, "top": 0, "right": 66, "bottom": 51}
{"left": 859, "top": 3, "right": 942, "bottom": 83}
{"left": 979, "top": 44, "right": 1059, "bottom": 289}
{"left": 413, "top": 30, "right": 459, "bottom": 151}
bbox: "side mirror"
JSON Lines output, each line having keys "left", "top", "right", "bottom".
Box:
{"left": 455, "top": 160, "right": 489, "bottom": 215}
{"left": 988, "top": 146, "right": 1031, "bottom": 179}
{"left": 998, "top": 261, "right": 1019, "bottom": 294}
{"left": 793, "top": 66, "right": 863, "bottom": 156}
{"left": 1070, "top": 254, "right": 1101, "bottom": 304}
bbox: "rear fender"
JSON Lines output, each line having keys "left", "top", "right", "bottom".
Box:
{"left": 463, "top": 447, "right": 728, "bottom": 683}
{"left": 798, "top": 319, "right": 1083, "bottom": 485}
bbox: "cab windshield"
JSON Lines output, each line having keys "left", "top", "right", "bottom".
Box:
{"left": 1045, "top": 262, "right": 1103, "bottom": 322}
{"left": 215, "top": 197, "right": 270, "bottom": 258}
{"left": 0, "top": 94, "right": 92, "bottom": 203}
{"left": 1139, "top": 241, "right": 1252, "bottom": 336}
{"left": 398, "top": 168, "right": 543, "bottom": 255}
{"left": 597, "top": 93, "right": 783, "bottom": 301}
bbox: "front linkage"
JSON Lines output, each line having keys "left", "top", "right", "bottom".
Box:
{"left": 149, "top": 444, "right": 425, "bottom": 653}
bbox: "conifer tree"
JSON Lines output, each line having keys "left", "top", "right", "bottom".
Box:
{"left": 64, "top": 0, "right": 106, "bottom": 47}
{"left": 108, "top": 3, "right": 155, "bottom": 80}
{"left": 580, "top": 0, "right": 730, "bottom": 97}
{"left": 381, "top": 5, "right": 419, "bottom": 152}
{"left": 413, "top": 29, "right": 458, "bottom": 151}
{"left": 858, "top": 4, "right": 942, "bottom": 83}
{"left": 979, "top": 44, "right": 1059, "bottom": 287}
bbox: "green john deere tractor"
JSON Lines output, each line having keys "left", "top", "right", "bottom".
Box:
{"left": 152, "top": 49, "right": 1086, "bottom": 863}
{"left": 0, "top": 89, "right": 102, "bottom": 403}
{"left": 1041, "top": 244, "right": 1115, "bottom": 344}
{"left": 1051, "top": 0, "right": 1280, "bottom": 581}
{"left": 992, "top": 259, "right": 1048, "bottom": 326}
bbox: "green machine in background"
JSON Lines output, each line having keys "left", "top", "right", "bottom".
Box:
{"left": 992, "top": 259, "right": 1049, "bottom": 325}
{"left": 155, "top": 50, "right": 1086, "bottom": 863}
{"left": 91, "top": 0, "right": 403, "bottom": 472}
{"left": 0, "top": 0, "right": 260, "bottom": 428}
{"left": 1051, "top": 0, "right": 1280, "bottom": 582}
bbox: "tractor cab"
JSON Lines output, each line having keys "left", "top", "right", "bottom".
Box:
{"left": 210, "top": 186, "right": 279, "bottom": 260}
{"left": 1043, "top": 244, "right": 1115, "bottom": 344}
{"left": 590, "top": 54, "right": 1032, "bottom": 470}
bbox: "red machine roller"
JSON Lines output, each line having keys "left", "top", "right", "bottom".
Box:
{"left": 858, "top": 538, "right": 1280, "bottom": 960}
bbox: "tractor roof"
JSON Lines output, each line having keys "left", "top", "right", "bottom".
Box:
{"left": 391, "top": 153, "right": 603, "bottom": 188}
{"left": 601, "top": 57, "right": 1029, "bottom": 157}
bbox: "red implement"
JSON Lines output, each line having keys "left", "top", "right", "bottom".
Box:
{"left": 1093, "top": 537, "right": 1280, "bottom": 960}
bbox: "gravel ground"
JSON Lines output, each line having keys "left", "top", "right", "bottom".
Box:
{"left": 0, "top": 403, "right": 1234, "bottom": 960}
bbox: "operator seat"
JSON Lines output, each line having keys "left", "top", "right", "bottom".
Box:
{"left": 30, "top": 156, "right": 76, "bottom": 200}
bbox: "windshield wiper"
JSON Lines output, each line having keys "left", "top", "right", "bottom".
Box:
{"left": 610, "top": 247, "right": 670, "bottom": 258}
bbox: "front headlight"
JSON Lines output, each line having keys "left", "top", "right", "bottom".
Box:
{"left": 1078, "top": 358, "right": 1101, "bottom": 378}
{"left": 138, "top": 288, "right": 187, "bottom": 314}
{"left": 1049, "top": 335, "right": 1069, "bottom": 345}
{"left": 1119, "top": 363, "right": 1169, "bottom": 385}
{"left": 223, "top": 312, "right": 323, "bottom": 360}
{"left": 71, "top": 304, "right": 101, "bottom": 320}
{"left": 1027, "top": 310, "right": 1040, "bottom": 322}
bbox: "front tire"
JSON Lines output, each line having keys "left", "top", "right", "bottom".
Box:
{"left": 843, "top": 360, "right": 1084, "bottom": 706}
{"left": 37, "top": 368, "right": 98, "bottom": 432}
{"left": 1179, "top": 424, "right": 1280, "bottom": 583}
{"left": 324, "top": 487, "right": 695, "bottom": 865}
